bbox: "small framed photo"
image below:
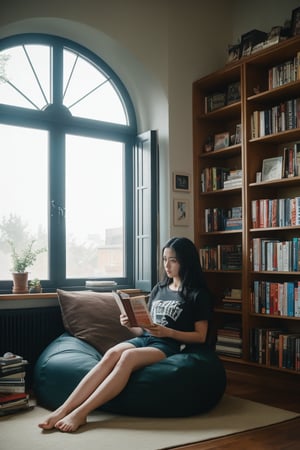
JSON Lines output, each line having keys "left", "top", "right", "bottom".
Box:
{"left": 214, "top": 132, "right": 229, "bottom": 150}
{"left": 291, "top": 7, "right": 300, "bottom": 36}
{"left": 227, "top": 81, "right": 241, "bottom": 105}
{"left": 261, "top": 156, "right": 283, "bottom": 182}
{"left": 235, "top": 123, "right": 242, "bottom": 145}
{"left": 173, "top": 172, "right": 191, "bottom": 192}
{"left": 173, "top": 199, "right": 189, "bottom": 226}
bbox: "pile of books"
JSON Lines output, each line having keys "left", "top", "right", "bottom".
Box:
{"left": 216, "top": 324, "right": 243, "bottom": 358}
{"left": 221, "top": 288, "right": 242, "bottom": 311}
{"left": 223, "top": 169, "right": 243, "bottom": 189}
{"left": 0, "top": 352, "right": 31, "bottom": 415}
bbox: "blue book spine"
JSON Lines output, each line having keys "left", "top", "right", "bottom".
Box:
{"left": 287, "top": 282, "right": 295, "bottom": 316}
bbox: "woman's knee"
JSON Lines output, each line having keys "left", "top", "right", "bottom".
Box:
{"left": 103, "top": 343, "right": 133, "bottom": 364}
{"left": 117, "top": 348, "right": 141, "bottom": 369}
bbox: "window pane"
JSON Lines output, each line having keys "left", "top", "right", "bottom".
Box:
{"left": 0, "top": 125, "right": 49, "bottom": 280}
{"left": 0, "top": 45, "right": 50, "bottom": 110}
{"left": 63, "top": 49, "right": 127, "bottom": 124}
{"left": 66, "top": 135, "right": 124, "bottom": 278}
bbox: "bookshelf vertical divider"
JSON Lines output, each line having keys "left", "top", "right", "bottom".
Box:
{"left": 193, "top": 36, "right": 300, "bottom": 375}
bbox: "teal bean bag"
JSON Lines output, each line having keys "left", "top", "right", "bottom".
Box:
{"left": 34, "top": 290, "right": 226, "bottom": 417}
{"left": 34, "top": 333, "right": 226, "bottom": 417}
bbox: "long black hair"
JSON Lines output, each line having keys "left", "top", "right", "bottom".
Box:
{"left": 160, "top": 237, "right": 207, "bottom": 296}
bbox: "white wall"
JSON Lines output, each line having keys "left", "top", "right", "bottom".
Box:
{"left": 230, "top": 0, "right": 300, "bottom": 43}
{"left": 1, "top": 0, "right": 299, "bottom": 248}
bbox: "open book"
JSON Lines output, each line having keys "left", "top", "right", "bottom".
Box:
{"left": 112, "top": 291, "right": 154, "bottom": 327}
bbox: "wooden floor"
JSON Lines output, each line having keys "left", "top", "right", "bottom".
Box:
{"left": 172, "top": 361, "right": 300, "bottom": 450}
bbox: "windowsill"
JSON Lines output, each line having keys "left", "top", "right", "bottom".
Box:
{"left": 0, "top": 293, "right": 58, "bottom": 300}
{"left": 0, "top": 292, "right": 59, "bottom": 309}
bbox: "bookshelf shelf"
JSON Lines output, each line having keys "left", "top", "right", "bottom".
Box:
{"left": 193, "top": 35, "right": 300, "bottom": 375}
{"left": 214, "top": 308, "right": 242, "bottom": 315}
{"left": 249, "top": 128, "right": 300, "bottom": 144}
{"left": 247, "top": 79, "right": 300, "bottom": 103}
{"left": 200, "top": 145, "right": 241, "bottom": 159}
{"left": 250, "top": 312, "right": 300, "bottom": 320}
{"left": 249, "top": 177, "right": 300, "bottom": 187}
{"left": 199, "top": 230, "right": 242, "bottom": 236}
{"left": 199, "top": 188, "right": 242, "bottom": 197}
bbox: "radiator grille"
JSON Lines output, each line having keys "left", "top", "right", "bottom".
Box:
{"left": 0, "top": 306, "right": 64, "bottom": 387}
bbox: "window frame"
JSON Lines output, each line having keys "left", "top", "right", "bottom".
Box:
{"left": 0, "top": 33, "right": 139, "bottom": 293}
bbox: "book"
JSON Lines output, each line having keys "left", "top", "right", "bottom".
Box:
{"left": 0, "top": 365, "right": 28, "bottom": 378}
{"left": 0, "top": 354, "right": 23, "bottom": 367}
{"left": 112, "top": 291, "right": 154, "bottom": 327}
{"left": 0, "top": 392, "right": 28, "bottom": 404}
{"left": 0, "top": 384, "right": 26, "bottom": 393}
{"left": 0, "top": 392, "right": 31, "bottom": 416}
{"left": 0, "top": 371, "right": 26, "bottom": 380}
{"left": 0, "top": 360, "right": 28, "bottom": 375}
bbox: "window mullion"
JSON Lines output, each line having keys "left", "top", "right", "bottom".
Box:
{"left": 49, "top": 128, "right": 66, "bottom": 284}
{"left": 51, "top": 43, "right": 64, "bottom": 106}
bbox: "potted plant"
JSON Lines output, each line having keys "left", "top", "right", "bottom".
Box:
{"left": 29, "top": 278, "right": 42, "bottom": 293}
{"left": 8, "top": 240, "right": 46, "bottom": 294}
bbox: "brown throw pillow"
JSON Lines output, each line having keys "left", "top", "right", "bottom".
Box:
{"left": 57, "top": 289, "right": 135, "bottom": 354}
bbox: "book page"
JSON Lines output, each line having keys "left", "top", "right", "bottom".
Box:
{"left": 112, "top": 291, "right": 154, "bottom": 327}
{"left": 129, "top": 296, "right": 154, "bottom": 327}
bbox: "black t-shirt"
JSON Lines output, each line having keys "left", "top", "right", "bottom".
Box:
{"left": 148, "top": 284, "right": 212, "bottom": 335}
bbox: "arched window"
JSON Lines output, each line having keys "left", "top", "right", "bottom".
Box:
{"left": 0, "top": 34, "right": 157, "bottom": 293}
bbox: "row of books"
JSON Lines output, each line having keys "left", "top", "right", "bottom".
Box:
{"left": 215, "top": 324, "right": 242, "bottom": 358}
{"left": 251, "top": 280, "right": 300, "bottom": 317}
{"left": 251, "top": 197, "right": 300, "bottom": 229}
{"left": 282, "top": 144, "right": 300, "bottom": 178}
{"left": 199, "top": 244, "right": 242, "bottom": 271}
{"left": 251, "top": 237, "right": 300, "bottom": 272}
{"left": 0, "top": 353, "right": 31, "bottom": 415}
{"left": 223, "top": 169, "right": 243, "bottom": 190}
{"left": 268, "top": 52, "right": 300, "bottom": 89}
{"left": 204, "top": 81, "right": 241, "bottom": 113}
{"left": 251, "top": 97, "right": 300, "bottom": 138}
{"left": 200, "top": 167, "right": 242, "bottom": 193}
{"left": 204, "top": 206, "right": 242, "bottom": 232}
{"left": 250, "top": 328, "right": 300, "bottom": 371}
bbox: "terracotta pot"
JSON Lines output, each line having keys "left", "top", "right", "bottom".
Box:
{"left": 12, "top": 272, "right": 29, "bottom": 294}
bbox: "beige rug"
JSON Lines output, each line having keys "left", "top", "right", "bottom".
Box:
{"left": 1, "top": 395, "right": 298, "bottom": 450}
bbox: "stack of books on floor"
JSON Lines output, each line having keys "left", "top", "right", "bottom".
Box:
{"left": 0, "top": 352, "right": 31, "bottom": 415}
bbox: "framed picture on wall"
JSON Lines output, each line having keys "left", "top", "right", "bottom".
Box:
{"left": 173, "top": 172, "right": 191, "bottom": 192}
{"left": 173, "top": 199, "right": 189, "bottom": 226}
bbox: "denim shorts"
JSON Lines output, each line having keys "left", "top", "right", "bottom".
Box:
{"left": 126, "top": 334, "right": 180, "bottom": 357}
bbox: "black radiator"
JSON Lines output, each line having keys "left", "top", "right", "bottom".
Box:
{"left": 0, "top": 306, "right": 64, "bottom": 388}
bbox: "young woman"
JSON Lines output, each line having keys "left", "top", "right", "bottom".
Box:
{"left": 38, "top": 237, "right": 212, "bottom": 432}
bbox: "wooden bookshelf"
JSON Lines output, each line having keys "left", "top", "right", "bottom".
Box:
{"left": 193, "top": 35, "right": 300, "bottom": 375}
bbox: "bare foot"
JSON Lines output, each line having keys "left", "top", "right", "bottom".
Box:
{"left": 38, "top": 407, "right": 66, "bottom": 430}
{"left": 55, "top": 410, "right": 87, "bottom": 433}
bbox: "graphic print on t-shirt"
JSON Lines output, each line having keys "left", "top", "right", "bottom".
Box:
{"left": 151, "top": 300, "right": 183, "bottom": 326}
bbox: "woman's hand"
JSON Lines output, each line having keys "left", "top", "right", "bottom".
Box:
{"left": 120, "top": 314, "right": 144, "bottom": 336}
{"left": 120, "top": 313, "right": 130, "bottom": 328}
{"left": 145, "top": 323, "right": 173, "bottom": 338}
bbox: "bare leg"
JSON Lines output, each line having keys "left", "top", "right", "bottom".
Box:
{"left": 53, "top": 347, "right": 165, "bottom": 432}
{"left": 38, "top": 342, "right": 134, "bottom": 430}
